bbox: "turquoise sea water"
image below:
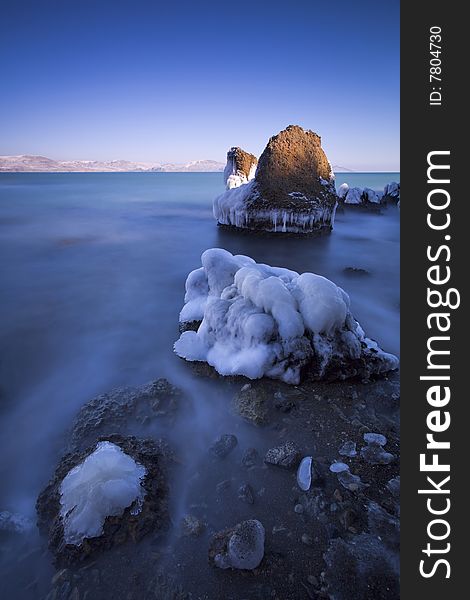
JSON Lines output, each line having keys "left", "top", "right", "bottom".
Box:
{"left": 0, "top": 172, "right": 399, "bottom": 597}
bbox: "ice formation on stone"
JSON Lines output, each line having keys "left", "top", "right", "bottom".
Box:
{"left": 224, "top": 147, "right": 258, "bottom": 190}
{"left": 213, "top": 126, "right": 338, "bottom": 234}
{"left": 59, "top": 441, "right": 147, "bottom": 545}
{"left": 174, "top": 249, "right": 399, "bottom": 384}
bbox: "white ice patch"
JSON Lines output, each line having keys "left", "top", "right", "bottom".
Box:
{"left": 174, "top": 249, "right": 398, "bottom": 384}
{"left": 337, "top": 183, "right": 349, "bottom": 199}
{"left": 224, "top": 156, "right": 257, "bottom": 190}
{"left": 344, "top": 187, "right": 364, "bottom": 205}
{"left": 59, "top": 441, "right": 147, "bottom": 546}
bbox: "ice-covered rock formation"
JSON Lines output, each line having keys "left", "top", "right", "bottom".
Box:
{"left": 59, "top": 441, "right": 146, "bottom": 546}
{"left": 224, "top": 147, "right": 257, "bottom": 189}
{"left": 338, "top": 182, "right": 400, "bottom": 206}
{"left": 341, "top": 186, "right": 382, "bottom": 205}
{"left": 214, "top": 125, "right": 338, "bottom": 234}
{"left": 174, "top": 249, "right": 399, "bottom": 384}
{"left": 383, "top": 181, "right": 400, "bottom": 201}
{"left": 37, "top": 435, "right": 169, "bottom": 565}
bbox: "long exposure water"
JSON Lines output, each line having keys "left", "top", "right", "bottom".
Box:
{"left": 0, "top": 172, "right": 399, "bottom": 598}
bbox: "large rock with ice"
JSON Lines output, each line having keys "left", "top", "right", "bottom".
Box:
{"left": 174, "top": 249, "right": 399, "bottom": 384}
{"left": 224, "top": 147, "right": 258, "bottom": 189}
{"left": 209, "top": 519, "right": 265, "bottom": 570}
{"left": 214, "top": 125, "right": 338, "bottom": 234}
{"left": 383, "top": 181, "right": 400, "bottom": 202}
{"left": 36, "top": 435, "right": 169, "bottom": 565}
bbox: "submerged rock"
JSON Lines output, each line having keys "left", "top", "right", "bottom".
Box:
{"left": 238, "top": 483, "right": 255, "bottom": 505}
{"left": 209, "top": 434, "right": 238, "bottom": 458}
{"left": 214, "top": 125, "right": 338, "bottom": 234}
{"left": 323, "top": 534, "right": 399, "bottom": 600}
{"left": 339, "top": 441, "right": 357, "bottom": 457}
{"left": 209, "top": 519, "right": 265, "bottom": 570}
{"left": 361, "top": 433, "right": 394, "bottom": 465}
{"left": 264, "top": 441, "right": 301, "bottom": 469}
{"left": 241, "top": 447, "right": 260, "bottom": 468}
{"left": 181, "top": 514, "right": 205, "bottom": 537}
{"left": 36, "top": 435, "right": 169, "bottom": 565}
{"left": 224, "top": 147, "right": 257, "bottom": 190}
{"left": 174, "top": 249, "right": 399, "bottom": 384}
{"left": 70, "top": 378, "right": 182, "bottom": 450}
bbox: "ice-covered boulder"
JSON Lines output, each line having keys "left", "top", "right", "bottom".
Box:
{"left": 214, "top": 125, "right": 338, "bottom": 234}
{"left": 209, "top": 519, "right": 265, "bottom": 570}
{"left": 337, "top": 182, "right": 349, "bottom": 199}
{"left": 59, "top": 441, "right": 146, "bottom": 546}
{"left": 363, "top": 187, "right": 382, "bottom": 204}
{"left": 343, "top": 187, "right": 363, "bottom": 205}
{"left": 340, "top": 185, "right": 385, "bottom": 206}
{"left": 224, "top": 147, "right": 258, "bottom": 189}
{"left": 174, "top": 249, "right": 399, "bottom": 384}
{"left": 36, "top": 435, "right": 169, "bottom": 565}
{"left": 383, "top": 181, "right": 400, "bottom": 202}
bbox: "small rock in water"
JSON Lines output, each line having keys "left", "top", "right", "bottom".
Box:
{"left": 264, "top": 441, "right": 301, "bottom": 469}
{"left": 241, "top": 447, "right": 259, "bottom": 468}
{"left": 238, "top": 483, "right": 255, "bottom": 505}
{"left": 343, "top": 267, "right": 370, "bottom": 277}
{"left": 301, "top": 533, "right": 314, "bottom": 546}
{"left": 210, "top": 519, "right": 265, "bottom": 570}
{"left": 181, "top": 514, "right": 205, "bottom": 537}
{"left": 273, "top": 391, "right": 295, "bottom": 413}
{"left": 363, "top": 433, "right": 387, "bottom": 446}
{"left": 294, "top": 504, "right": 304, "bottom": 514}
{"left": 209, "top": 434, "right": 238, "bottom": 458}
{"left": 361, "top": 433, "right": 394, "bottom": 465}
{"left": 387, "top": 476, "right": 400, "bottom": 499}
{"left": 337, "top": 470, "right": 366, "bottom": 492}
{"left": 339, "top": 441, "right": 357, "bottom": 457}
{"left": 329, "top": 462, "right": 350, "bottom": 473}
{"left": 297, "top": 456, "right": 313, "bottom": 491}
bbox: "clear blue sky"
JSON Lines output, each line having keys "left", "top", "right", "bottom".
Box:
{"left": 0, "top": 0, "right": 399, "bottom": 171}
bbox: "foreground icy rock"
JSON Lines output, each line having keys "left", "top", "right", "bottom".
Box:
{"left": 214, "top": 125, "right": 338, "bottom": 234}
{"left": 59, "top": 441, "right": 146, "bottom": 546}
{"left": 174, "top": 249, "right": 399, "bottom": 384}
{"left": 224, "top": 147, "right": 257, "bottom": 189}
{"left": 37, "top": 435, "right": 169, "bottom": 565}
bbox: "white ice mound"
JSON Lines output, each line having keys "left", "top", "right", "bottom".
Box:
{"left": 59, "top": 441, "right": 147, "bottom": 545}
{"left": 174, "top": 249, "right": 399, "bottom": 384}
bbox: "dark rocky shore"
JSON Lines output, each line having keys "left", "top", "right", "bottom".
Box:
{"left": 36, "top": 371, "right": 399, "bottom": 600}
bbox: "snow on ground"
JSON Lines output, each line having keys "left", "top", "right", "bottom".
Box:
{"left": 174, "top": 249, "right": 398, "bottom": 384}
{"left": 59, "top": 441, "right": 146, "bottom": 545}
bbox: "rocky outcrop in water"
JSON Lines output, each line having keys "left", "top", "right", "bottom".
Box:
{"left": 214, "top": 125, "right": 338, "bottom": 234}
{"left": 338, "top": 182, "right": 400, "bottom": 207}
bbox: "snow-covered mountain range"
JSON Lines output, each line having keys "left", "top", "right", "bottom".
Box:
{"left": 0, "top": 155, "right": 225, "bottom": 173}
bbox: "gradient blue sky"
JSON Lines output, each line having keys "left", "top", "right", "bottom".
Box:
{"left": 0, "top": 0, "right": 399, "bottom": 171}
